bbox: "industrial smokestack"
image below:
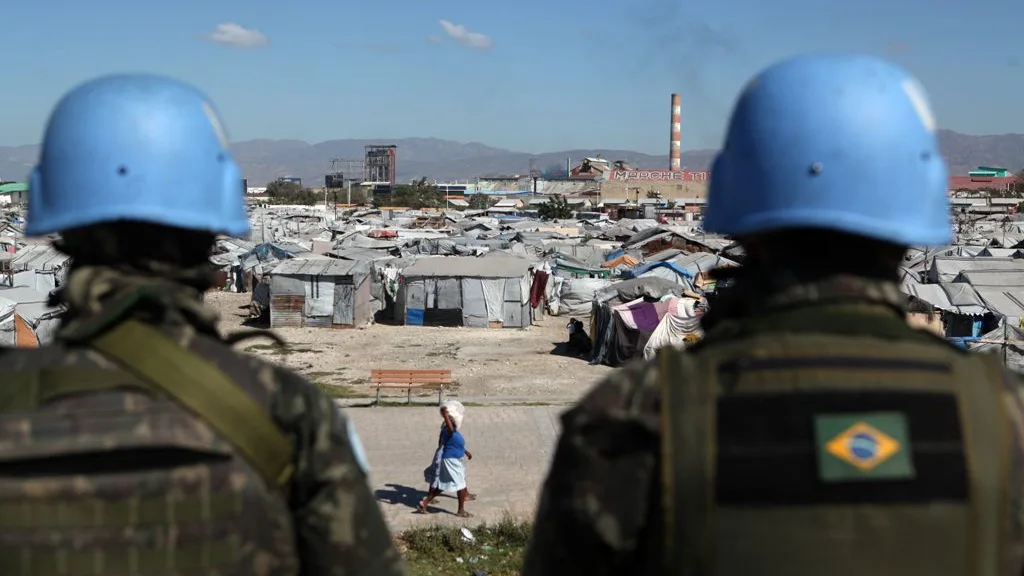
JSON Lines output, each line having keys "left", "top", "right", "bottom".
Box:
{"left": 669, "top": 94, "right": 681, "bottom": 171}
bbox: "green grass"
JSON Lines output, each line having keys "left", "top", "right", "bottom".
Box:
{"left": 315, "top": 383, "right": 366, "bottom": 399}
{"left": 398, "top": 515, "right": 531, "bottom": 576}
{"left": 244, "top": 343, "right": 314, "bottom": 355}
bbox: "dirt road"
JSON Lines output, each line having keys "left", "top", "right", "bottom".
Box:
{"left": 205, "top": 291, "right": 613, "bottom": 398}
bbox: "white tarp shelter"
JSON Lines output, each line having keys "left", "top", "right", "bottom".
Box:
{"left": 0, "top": 286, "right": 63, "bottom": 347}
{"left": 397, "top": 256, "right": 534, "bottom": 328}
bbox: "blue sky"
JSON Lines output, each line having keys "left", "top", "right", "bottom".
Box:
{"left": 1, "top": 0, "right": 1019, "bottom": 154}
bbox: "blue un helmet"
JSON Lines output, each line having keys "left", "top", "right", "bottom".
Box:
{"left": 704, "top": 53, "right": 951, "bottom": 246}
{"left": 26, "top": 74, "right": 248, "bottom": 237}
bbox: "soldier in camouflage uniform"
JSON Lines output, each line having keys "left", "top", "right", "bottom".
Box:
{"left": 522, "top": 54, "right": 1024, "bottom": 576}
{"left": 0, "top": 75, "right": 405, "bottom": 576}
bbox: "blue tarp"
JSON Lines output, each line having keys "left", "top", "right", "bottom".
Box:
{"left": 622, "top": 261, "right": 694, "bottom": 280}
{"left": 948, "top": 336, "right": 980, "bottom": 350}
{"left": 606, "top": 249, "right": 626, "bottom": 261}
{"left": 239, "top": 242, "right": 304, "bottom": 264}
{"left": 406, "top": 308, "right": 425, "bottom": 325}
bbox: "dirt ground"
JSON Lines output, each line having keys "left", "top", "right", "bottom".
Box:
{"left": 204, "top": 291, "right": 613, "bottom": 398}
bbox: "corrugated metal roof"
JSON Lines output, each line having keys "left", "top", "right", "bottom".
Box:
{"left": 270, "top": 257, "right": 368, "bottom": 276}
{"left": 902, "top": 283, "right": 988, "bottom": 315}
{"left": 402, "top": 256, "right": 531, "bottom": 278}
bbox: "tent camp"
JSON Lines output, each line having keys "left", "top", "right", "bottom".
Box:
{"left": 0, "top": 286, "right": 63, "bottom": 347}
{"left": 396, "top": 256, "right": 534, "bottom": 328}
{"left": 268, "top": 258, "right": 373, "bottom": 328}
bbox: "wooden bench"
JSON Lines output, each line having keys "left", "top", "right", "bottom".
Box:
{"left": 370, "top": 369, "right": 452, "bottom": 405}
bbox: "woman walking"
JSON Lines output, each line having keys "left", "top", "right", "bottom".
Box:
{"left": 418, "top": 400, "right": 474, "bottom": 517}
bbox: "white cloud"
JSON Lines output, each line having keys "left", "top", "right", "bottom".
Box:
{"left": 438, "top": 20, "right": 491, "bottom": 49}
{"left": 204, "top": 23, "right": 269, "bottom": 48}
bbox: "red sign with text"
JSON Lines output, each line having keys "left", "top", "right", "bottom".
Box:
{"left": 608, "top": 170, "right": 709, "bottom": 181}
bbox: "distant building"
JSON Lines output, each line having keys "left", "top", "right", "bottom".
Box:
{"left": 0, "top": 182, "right": 28, "bottom": 205}
{"left": 949, "top": 166, "right": 1020, "bottom": 192}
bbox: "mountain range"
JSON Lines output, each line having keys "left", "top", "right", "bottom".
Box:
{"left": 2, "top": 130, "right": 1022, "bottom": 186}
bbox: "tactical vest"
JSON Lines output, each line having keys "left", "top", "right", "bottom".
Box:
{"left": 660, "top": 306, "right": 1024, "bottom": 576}
{"left": 0, "top": 320, "right": 300, "bottom": 576}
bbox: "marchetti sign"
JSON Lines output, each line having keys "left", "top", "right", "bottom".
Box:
{"left": 608, "top": 170, "right": 709, "bottom": 181}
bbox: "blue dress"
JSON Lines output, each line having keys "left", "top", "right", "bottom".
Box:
{"left": 424, "top": 424, "right": 468, "bottom": 492}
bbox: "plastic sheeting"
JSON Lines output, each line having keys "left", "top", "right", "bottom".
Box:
{"left": 594, "top": 277, "right": 684, "bottom": 303}
{"left": 643, "top": 299, "right": 704, "bottom": 359}
{"left": 553, "top": 277, "right": 612, "bottom": 317}
{"left": 0, "top": 301, "right": 14, "bottom": 346}
{"left": 970, "top": 324, "right": 1024, "bottom": 373}
{"left": 481, "top": 279, "right": 504, "bottom": 321}
{"left": 398, "top": 274, "right": 533, "bottom": 328}
{"left": 0, "top": 291, "right": 63, "bottom": 347}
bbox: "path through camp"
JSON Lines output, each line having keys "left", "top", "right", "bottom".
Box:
{"left": 347, "top": 404, "right": 564, "bottom": 532}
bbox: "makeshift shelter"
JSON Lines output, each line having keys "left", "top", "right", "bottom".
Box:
{"left": 238, "top": 242, "right": 307, "bottom": 291}
{"left": 0, "top": 286, "right": 63, "bottom": 347}
{"left": 268, "top": 258, "right": 373, "bottom": 328}
{"left": 642, "top": 298, "right": 705, "bottom": 359}
{"left": 589, "top": 295, "right": 699, "bottom": 367}
{"left": 397, "top": 256, "right": 534, "bottom": 328}
{"left": 968, "top": 324, "right": 1024, "bottom": 373}
{"left": 7, "top": 244, "right": 70, "bottom": 292}
{"left": 902, "top": 282, "right": 993, "bottom": 337}
{"left": 622, "top": 261, "right": 698, "bottom": 292}
{"left": 548, "top": 276, "right": 613, "bottom": 317}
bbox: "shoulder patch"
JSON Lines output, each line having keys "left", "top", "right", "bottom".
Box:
{"left": 814, "top": 412, "right": 915, "bottom": 482}
{"left": 345, "top": 417, "right": 371, "bottom": 476}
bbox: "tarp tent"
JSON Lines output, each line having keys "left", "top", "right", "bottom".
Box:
{"left": 590, "top": 296, "right": 695, "bottom": 367}
{"left": 268, "top": 258, "right": 373, "bottom": 328}
{"left": 8, "top": 245, "right": 70, "bottom": 292}
{"left": 622, "top": 261, "right": 697, "bottom": 292}
{"left": 643, "top": 298, "right": 704, "bottom": 359}
{"left": 548, "top": 276, "right": 612, "bottom": 317}
{"left": 0, "top": 286, "right": 63, "bottom": 347}
{"left": 397, "top": 256, "right": 534, "bottom": 328}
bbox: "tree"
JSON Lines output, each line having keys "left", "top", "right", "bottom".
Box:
{"left": 330, "top": 186, "right": 370, "bottom": 206}
{"left": 265, "top": 180, "right": 320, "bottom": 205}
{"left": 266, "top": 180, "right": 301, "bottom": 198}
{"left": 376, "top": 178, "right": 443, "bottom": 209}
{"left": 467, "top": 194, "right": 494, "bottom": 210}
{"left": 537, "top": 195, "right": 574, "bottom": 220}
{"left": 1014, "top": 169, "right": 1024, "bottom": 196}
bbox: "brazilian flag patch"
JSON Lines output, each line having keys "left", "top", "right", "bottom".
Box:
{"left": 813, "top": 412, "right": 915, "bottom": 482}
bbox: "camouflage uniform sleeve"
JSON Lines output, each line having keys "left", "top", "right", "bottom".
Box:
{"left": 272, "top": 367, "right": 406, "bottom": 576}
{"left": 521, "top": 358, "right": 663, "bottom": 576}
